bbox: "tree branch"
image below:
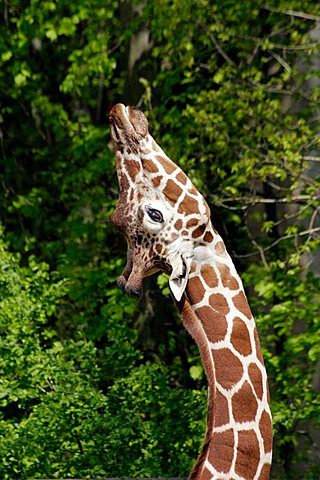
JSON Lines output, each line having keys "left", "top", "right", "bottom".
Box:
{"left": 212, "top": 194, "right": 320, "bottom": 206}
{"left": 263, "top": 5, "right": 320, "bottom": 22}
{"left": 236, "top": 226, "right": 320, "bottom": 259}
{"left": 210, "top": 33, "right": 237, "bottom": 67}
{"left": 268, "top": 50, "right": 292, "bottom": 72}
{"left": 304, "top": 155, "right": 320, "bottom": 163}
{"left": 239, "top": 34, "right": 320, "bottom": 51}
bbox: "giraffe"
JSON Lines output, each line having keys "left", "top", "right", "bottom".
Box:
{"left": 109, "top": 103, "right": 273, "bottom": 480}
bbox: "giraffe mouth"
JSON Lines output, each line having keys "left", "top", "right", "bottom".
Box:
{"left": 117, "top": 276, "right": 142, "bottom": 298}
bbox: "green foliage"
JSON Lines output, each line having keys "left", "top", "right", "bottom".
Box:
{"left": 244, "top": 262, "right": 320, "bottom": 477}
{"left": 0, "top": 0, "right": 320, "bottom": 478}
{"left": 0, "top": 228, "right": 206, "bottom": 478}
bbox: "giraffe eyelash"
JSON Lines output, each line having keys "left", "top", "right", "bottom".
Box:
{"left": 146, "top": 207, "right": 164, "bottom": 223}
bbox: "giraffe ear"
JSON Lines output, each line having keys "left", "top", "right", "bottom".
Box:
{"left": 168, "top": 249, "right": 194, "bottom": 302}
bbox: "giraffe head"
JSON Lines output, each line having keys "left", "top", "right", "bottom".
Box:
{"left": 110, "top": 104, "right": 212, "bottom": 301}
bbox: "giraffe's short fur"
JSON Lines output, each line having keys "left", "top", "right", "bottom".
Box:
{"left": 110, "top": 104, "right": 272, "bottom": 480}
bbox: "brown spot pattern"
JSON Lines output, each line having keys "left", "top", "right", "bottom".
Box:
{"left": 232, "top": 381, "right": 258, "bottom": 423}
{"left": 230, "top": 317, "right": 252, "bottom": 357}
{"left": 190, "top": 263, "right": 197, "bottom": 274}
{"left": 259, "top": 410, "right": 273, "bottom": 453}
{"left": 201, "top": 467, "right": 213, "bottom": 480}
{"left": 187, "top": 276, "right": 206, "bottom": 304}
{"left": 152, "top": 175, "right": 162, "bottom": 187}
{"left": 215, "top": 241, "right": 226, "bottom": 255}
{"left": 142, "top": 158, "right": 158, "bottom": 173}
{"left": 233, "top": 291, "right": 252, "bottom": 319}
{"left": 178, "top": 194, "right": 200, "bottom": 215}
{"left": 254, "top": 329, "right": 265, "bottom": 365}
{"left": 209, "top": 293, "right": 230, "bottom": 316}
{"left": 155, "top": 244, "right": 163, "bottom": 254}
{"left": 127, "top": 160, "right": 141, "bottom": 181}
{"left": 235, "top": 430, "right": 260, "bottom": 480}
{"left": 204, "top": 231, "right": 214, "bottom": 243}
{"left": 188, "top": 185, "right": 198, "bottom": 195}
{"left": 201, "top": 265, "right": 218, "bottom": 289}
{"left": 249, "top": 363, "right": 263, "bottom": 400}
{"left": 267, "top": 386, "right": 270, "bottom": 405}
{"left": 217, "top": 262, "right": 240, "bottom": 291}
{"left": 163, "top": 179, "right": 183, "bottom": 204}
{"left": 208, "top": 429, "right": 235, "bottom": 473}
{"left": 192, "top": 223, "right": 206, "bottom": 238}
{"left": 174, "top": 219, "right": 182, "bottom": 230}
{"left": 117, "top": 165, "right": 129, "bottom": 190}
{"left": 176, "top": 170, "right": 188, "bottom": 185}
{"left": 258, "top": 463, "right": 271, "bottom": 479}
{"left": 156, "top": 155, "right": 177, "bottom": 174}
{"left": 214, "top": 389, "right": 230, "bottom": 427}
{"left": 214, "top": 348, "right": 243, "bottom": 390}
{"left": 196, "top": 306, "right": 228, "bottom": 343}
{"left": 186, "top": 218, "right": 198, "bottom": 228}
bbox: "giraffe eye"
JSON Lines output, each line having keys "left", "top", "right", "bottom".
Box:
{"left": 147, "top": 208, "right": 164, "bottom": 223}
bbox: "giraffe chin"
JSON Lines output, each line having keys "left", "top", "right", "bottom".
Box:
{"left": 117, "top": 276, "right": 142, "bottom": 298}
{"left": 124, "top": 284, "right": 142, "bottom": 298}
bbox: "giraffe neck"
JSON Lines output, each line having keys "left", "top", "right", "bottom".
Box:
{"left": 110, "top": 104, "right": 272, "bottom": 479}
{"left": 178, "top": 229, "right": 272, "bottom": 480}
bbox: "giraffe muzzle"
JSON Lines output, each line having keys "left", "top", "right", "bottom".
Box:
{"left": 117, "top": 276, "right": 142, "bottom": 298}
{"left": 109, "top": 103, "right": 148, "bottom": 148}
{"left": 125, "top": 284, "right": 142, "bottom": 298}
